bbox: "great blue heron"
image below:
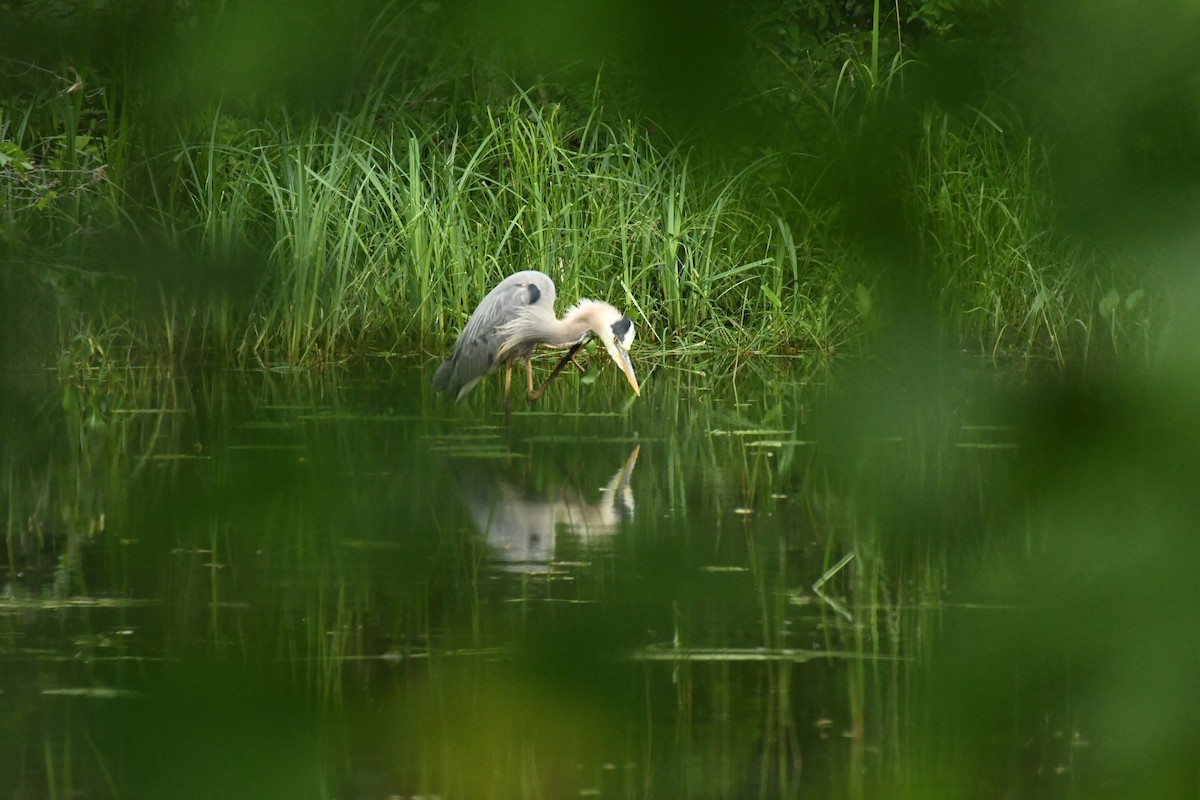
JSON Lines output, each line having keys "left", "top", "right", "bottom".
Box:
{"left": 432, "top": 270, "right": 640, "bottom": 407}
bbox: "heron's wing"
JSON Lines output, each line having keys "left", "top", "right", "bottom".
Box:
{"left": 434, "top": 275, "right": 552, "bottom": 401}
{"left": 460, "top": 279, "right": 544, "bottom": 348}
{"left": 458, "top": 279, "right": 543, "bottom": 364}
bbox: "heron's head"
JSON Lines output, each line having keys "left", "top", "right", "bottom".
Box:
{"left": 590, "top": 303, "right": 640, "bottom": 397}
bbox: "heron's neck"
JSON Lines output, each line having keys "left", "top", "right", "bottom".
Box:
{"left": 546, "top": 301, "right": 605, "bottom": 346}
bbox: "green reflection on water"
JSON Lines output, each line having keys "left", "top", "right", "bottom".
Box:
{"left": 2, "top": 356, "right": 1198, "bottom": 798}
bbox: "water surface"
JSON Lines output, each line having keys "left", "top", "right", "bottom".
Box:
{"left": 3, "top": 355, "right": 1196, "bottom": 798}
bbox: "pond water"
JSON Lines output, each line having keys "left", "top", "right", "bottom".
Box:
{"left": 2, "top": 353, "right": 1197, "bottom": 798}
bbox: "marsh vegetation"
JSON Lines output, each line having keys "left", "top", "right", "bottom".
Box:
{"left": 3, "top": 1, "right": 1199, "bottom": 798}
{"left": 2, "top": 1, "right": 1165, "bottom": 369}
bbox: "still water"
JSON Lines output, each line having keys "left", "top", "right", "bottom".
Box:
{"left": 2, "top": 354, "right": 1197, "bottom": 798}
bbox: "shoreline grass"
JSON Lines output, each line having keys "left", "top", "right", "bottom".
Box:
{"left": 0, "top": 17, "right": 1156, "bottom": 373}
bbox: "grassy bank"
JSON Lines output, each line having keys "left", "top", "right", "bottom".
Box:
{"left": 166, "top": 93, "right": 863, "bottom": 364}
{"left": 0, "top": 5, "right": 1154, "bottom": 371}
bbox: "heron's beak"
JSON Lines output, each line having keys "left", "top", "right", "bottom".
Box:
{"left": 604, "top": 340, "right": 641, "bottom": 397}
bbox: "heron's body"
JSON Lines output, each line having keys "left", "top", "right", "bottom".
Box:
{"left": 432, "top": 270, "right": 639, "bottom": 406}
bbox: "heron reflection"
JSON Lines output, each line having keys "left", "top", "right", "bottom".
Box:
{"left": 453, "top": 446, "right": 640, "bottom": 571}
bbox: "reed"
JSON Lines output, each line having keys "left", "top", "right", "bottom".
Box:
{"left": 1, "top": 22, "right": 1149, "bottom": 369}
{"left": 153, "top": 91, "right": 858, "bottom": 364}
{"left": 912, "top": 107, "right": 1088, "bottom": 361}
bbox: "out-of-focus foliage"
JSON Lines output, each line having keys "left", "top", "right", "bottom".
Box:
{"left": 747, "top": 0, "right": 999, "bottom": 42}
{"left": 2, "top": 5, "right": 1200, "bottom": 798}
{"left": 0, "top": 0, "right": 1184, "bottom": 371}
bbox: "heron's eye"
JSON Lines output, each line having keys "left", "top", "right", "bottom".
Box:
{"left": 525, "top": 284, "right": 541, "bottom": 304}
{"left": 611, "top": 316, "right": 632, "bottom": 343}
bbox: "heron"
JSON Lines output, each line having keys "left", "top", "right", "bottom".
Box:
{"left": 432, "top": 270, "right": 640, "bottom": 408}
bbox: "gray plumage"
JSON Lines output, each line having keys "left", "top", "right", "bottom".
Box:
{"left": 432, "top": 271, "right": 557, "bottom": 402}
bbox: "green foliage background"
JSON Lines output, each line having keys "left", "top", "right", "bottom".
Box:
{"left": 1, "top": 0, "right": 1191, "bottom": 368}
{"left": 4, "top": 4, "right": 1200, "bottom": 798}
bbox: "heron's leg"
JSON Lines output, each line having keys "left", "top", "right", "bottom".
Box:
{"left": 525, "top": 358, "right": 535, "bottom": 398}
{"left": 528, "top": 341, "right": 587, "bottom": 402}
{"left": 503, "top": 364, "right": 513, "bottom": 412}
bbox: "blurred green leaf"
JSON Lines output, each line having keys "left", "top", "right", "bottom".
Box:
{"left": 1099, "top": 288, "right": 1121, "bottom": 316}
{"left": 855, "top": 282, "right": 872, "bottom": 318}
{"left": 0, "top": 141, "right": 29, "bottom": 170}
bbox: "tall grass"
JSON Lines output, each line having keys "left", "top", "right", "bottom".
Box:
{"left": 913, "top": 108, "right": 1087, "bottom": 361}
{"left": 2, "top": 42, "right": 1146, "bottom": 368}
{"left": 159, "top": 92, "right": 857, "bottom": 364}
